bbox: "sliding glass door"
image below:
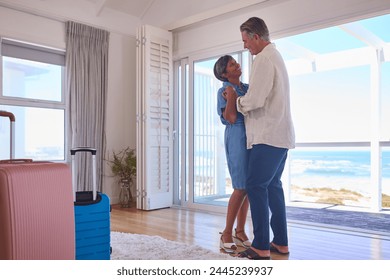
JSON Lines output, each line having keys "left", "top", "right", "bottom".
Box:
{"left": 184, "top": 53, "right": 249, "bottom": 210}
{"left": 175, "top": 13, "right": 390, "bottom": 212}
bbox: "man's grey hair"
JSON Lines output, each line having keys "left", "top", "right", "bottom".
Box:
{"left": 240, "top": 17, "right": 270, "bottom": 42}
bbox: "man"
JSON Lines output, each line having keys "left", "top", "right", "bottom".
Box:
{"left": 225, "top": 17, "right": 295, "bottom": 259}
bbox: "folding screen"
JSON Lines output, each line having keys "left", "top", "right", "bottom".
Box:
{"left": 136, "top": 25, "right": 173, "bottom": 210}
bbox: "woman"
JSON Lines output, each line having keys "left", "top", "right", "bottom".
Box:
{"left": 214, "top": 55, "right": 251, "bottom": 253}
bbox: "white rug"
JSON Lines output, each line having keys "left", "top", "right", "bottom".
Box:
{"left": 110, "top": 231, "right": 236, "bottom": 260}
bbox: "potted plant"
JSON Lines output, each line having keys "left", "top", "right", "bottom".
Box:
{"left": 108, "top": 147, "right": 136, "bottom": 207}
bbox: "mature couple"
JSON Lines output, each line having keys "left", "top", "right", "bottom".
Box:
{"left": 214, "top": 17, "right": 295, "bottom": 260}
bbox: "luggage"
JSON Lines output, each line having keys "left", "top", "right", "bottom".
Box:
{"left": 72, "top": 147, "right": 111, "bottom": 260}
{"left": 0, "top": 110, "right": 15, "bottom": 159}
{"left": 0, "top": 110, "right": 75, "bottom": 260}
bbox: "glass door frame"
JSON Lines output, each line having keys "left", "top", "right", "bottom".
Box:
{"left": 174, "top": 45, "right": 254, "bottom": 213}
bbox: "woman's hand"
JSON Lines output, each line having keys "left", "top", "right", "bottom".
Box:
{"left": 223, "top": 86, "right": 238, "bottom": 100}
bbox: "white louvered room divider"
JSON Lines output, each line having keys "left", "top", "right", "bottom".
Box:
{"left": 136, "top": 25, "right": 173, "bottom": 210}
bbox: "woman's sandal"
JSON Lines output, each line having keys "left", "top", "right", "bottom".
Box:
{"left": 237, "top": 248, "right": 271, "bottom": 260}
{"left": 233, "top": 228, "right": 252, "bottom": 248}
{"left": 219, "top": 232, "right": 237, "bottom": 253}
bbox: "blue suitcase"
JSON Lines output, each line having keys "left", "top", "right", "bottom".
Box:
{"left": 71, "top": 147, "right": 111, "bottom": 260}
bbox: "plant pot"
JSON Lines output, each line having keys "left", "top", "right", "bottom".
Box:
{"left": 119, "top": 179, "right": 132, "bottom": 208}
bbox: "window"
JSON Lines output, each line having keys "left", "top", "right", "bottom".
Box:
{"left": 191, "top": 52, "right": 249, "bottom": 208}
{"left": 274, "top": 13, "right": 390, "bottom": 209}
{"left": 178, "top": 13, "right": 389, "bottom": 212}
{"left": 178, "top": 12, "right": 390, "bottom": 211}
{"left": 287, "top": 65, "right": 371, "bottom": 142}
{"left": 0, "top": 38, "right": 65, "bottom": 161}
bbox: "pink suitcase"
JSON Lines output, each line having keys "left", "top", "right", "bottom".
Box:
{"left": 0, "top": 111, "right": 75, "bottom": 260}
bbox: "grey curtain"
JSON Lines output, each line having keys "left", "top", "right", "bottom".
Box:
{"left": 65, "top": 21, "right": 109, "bottom": 192}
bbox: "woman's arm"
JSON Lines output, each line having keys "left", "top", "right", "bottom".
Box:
{"left": 222, "top": 86, "right": 238, "bottom": 124}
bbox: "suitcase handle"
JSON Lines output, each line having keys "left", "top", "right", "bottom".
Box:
{"left": 0, "top": 110, "right": 15, "bottom": 121}
{"left": 71, "top": 147, "right": 97, "bottom": 202}
{"left": 70, "top": 147, "right": 97, "bottom": 156}
{"left": 0, "top": 110, "right": 16, "bottom": 159}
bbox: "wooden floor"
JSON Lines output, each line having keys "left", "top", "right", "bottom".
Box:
{"left": 111, "top": 205, "right": 390, "bottom": 260}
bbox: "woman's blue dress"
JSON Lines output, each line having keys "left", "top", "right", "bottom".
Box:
{"left": 217, "top": 81, "right": 249, "bottom": 190}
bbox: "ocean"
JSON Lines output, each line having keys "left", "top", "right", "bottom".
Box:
{"left": 289, "top": 149, "right": 390, "bottom": 195}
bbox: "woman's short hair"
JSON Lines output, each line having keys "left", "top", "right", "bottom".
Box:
{"left": 213, "top": 55, "right": 233, "bottom": 82}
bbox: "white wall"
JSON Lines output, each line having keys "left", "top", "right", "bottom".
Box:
{"left": 105, "top": 33, "right": 137, "bottom": 202}
{"left": 0, "top": 6, "right": 64, "bottom": 49}
{"left": 173, "top": 0, "right": 390, "bottom": 59}
{"left": 0, "top": 6, "right": 136, "bottom": 203}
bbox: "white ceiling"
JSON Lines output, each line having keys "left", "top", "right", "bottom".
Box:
{"left": 88, "top": 0, "right": 271, "bottom": 29}
{"left": 0, "top": 0, "right": 272, "bottom": 35}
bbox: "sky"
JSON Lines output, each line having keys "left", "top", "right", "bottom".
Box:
{"left": 196, "top": 12, "right": 390, "bottom": 142}
{"left": 276, "top": 13, "right": 390, "bottom": 142}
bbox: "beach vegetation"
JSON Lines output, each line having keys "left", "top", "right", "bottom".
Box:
{"left": 382, "top": 194, "right": 390, "bottom": 208}
{"left": 291, "top": 185, "right": 364, "bottom": 206}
